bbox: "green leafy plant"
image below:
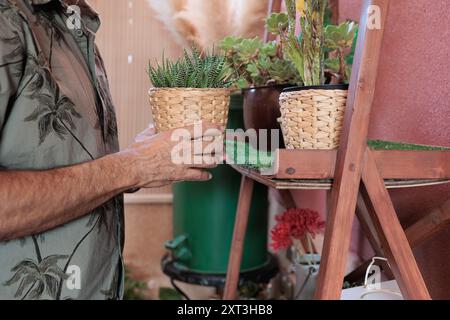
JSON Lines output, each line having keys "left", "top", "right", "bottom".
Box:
{"left": 123, "top": 268, "right": 148, "bottom": 300}
{"left": 148, "top": 48, "right": 232, "bottom": 88}
{"left": 267, "top": 0, "right": 326, "bottom": 86}
{"left": 267, "top": 0, "right": 358, "bottom": 86}
{"left": 159, "top": 287, "right": 184, "bottom": 300}
{"left": 219, "top": 36, "right": 301, "bottom": 89}
{"left": 325, "top": 22, "right": 358, "bottom": 84}
{"left": 266, "top": 10, "right": 305, "bottom": 84}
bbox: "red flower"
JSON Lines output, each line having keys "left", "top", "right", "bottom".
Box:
{"left": 270, "top": 222, "right": 292, "bottom": 251}
{"left": 270, "top": 208, "right": 325, "bottom": 252}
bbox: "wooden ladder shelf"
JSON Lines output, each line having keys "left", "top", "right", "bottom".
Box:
{"left": 223, "top": 0, "right": 449, "bottom": 300}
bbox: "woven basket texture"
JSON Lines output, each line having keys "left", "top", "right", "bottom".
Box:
{"left": 149, "top": 88, "right": 231, "bottom": 132}
{"left": 279, "top": 88, "right": 348, "bottom": 149}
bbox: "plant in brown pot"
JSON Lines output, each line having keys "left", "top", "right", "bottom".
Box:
{"left": 219, "top": 36, "right": 301, "bottom": 149}
{"left": 267, "top": 0, "right": 358, "bottom": 150}
{"left": 148, "top": 48, "right": 232, "bottom": 133}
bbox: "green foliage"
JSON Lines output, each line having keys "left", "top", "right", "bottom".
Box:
{"left": 219, "top": 36, "right": 301, "bottom": 89}
{"left": 297, "top": 0, "right": 327, "bottom": 86}
{"left": 368, "top": 140, "right": 450, "bottom": 151}
{"left": 267, "top": 0, "right": 358, "bottom": 86}
{"left": 325, "top": 21, "right": 358, "bottom": 83}
{"left": 124, "top": 268, "right": 148, "bottom": 300}
{"left": 266, "top": 10, "right": 305, "bottom": 84}
{"left": 325, "top": 22, "right": 357, "bottom": 50}
{"left": 238, "top": 281, "right": 262, "bottom": 299}
{"left": 148, "top": 48, "right": 232, "bottom": 88}
{"left": 265, "top": 13, "right": 289, "bottom": 35}
{"left": 159, "top": 287, "right": 184, "bottom": 300}
{"left": 225, "top": 140, "right": 273, "bottom": 170}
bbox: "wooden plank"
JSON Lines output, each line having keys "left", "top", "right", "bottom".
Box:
{"left": 231, "top": 164, "right": 450, "bottom": 191}
{"left": 406, "top": 199, "right": 450, "bottom": 248}
{"left": 223, "top": 176, "right": 255, "bottom": 300}
{"left": 274, "top": 149, "right": 336, "bottom": 179}
{"left": 315, "top": 0, "right": 391, "bottom": 300}
{"left": 360, "top": 150, "right": 431, "bottom": 300}
{"left": 373, "top": 150, "right": 450, "bottom": 180}
{"left": 273, "top": 149, "right": 450, "bottom": 180}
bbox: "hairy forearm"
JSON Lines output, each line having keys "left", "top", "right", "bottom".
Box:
{"left": 0, "top": 153, "right": 137, "bottom": 241}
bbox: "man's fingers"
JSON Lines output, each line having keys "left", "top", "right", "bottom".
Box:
{"left": 190, "top": 139, "right": 224, "bottom": 156}
{"left": 181, "top": 122, "right": 224, "bottom": 140}
{"left": 181, "top": 169, "right": 212, "bottom": 182}
{"left": 189, "top": 155, "right": 221, "bottom": 169}
{"left": 135, "top": 124, "right": 157, "bottom": 142}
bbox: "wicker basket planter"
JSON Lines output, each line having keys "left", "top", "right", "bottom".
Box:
{"left": 148, "top": 88, "right": 231, "bottom": 132}
{"left": 279, "top": 85, "right": 349, "bottom": 150}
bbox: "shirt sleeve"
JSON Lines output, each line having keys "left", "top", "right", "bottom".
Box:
{"left": 0, "top": 12, "right": 25, "bottom": 131}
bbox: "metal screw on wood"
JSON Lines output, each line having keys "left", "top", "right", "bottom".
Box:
{"left": 286, "top": 168, "right": 296, "bottom": 175}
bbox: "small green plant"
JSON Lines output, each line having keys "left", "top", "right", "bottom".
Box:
{"left": 267, "top": 0, "right": 358, "bottom": 86}
{"left": 325, "top": 22, "right": 358, "bottom": 84}
{"left": 219, "top": 36, "right": 301, "bottom": 89}
{"left": 123, "top": 268, "right": 148, "bottom": 300}
{"left": 159, "top": 287, "right": 184, "bottom": 300}
{"left": 267, "top": 0, "right": 326, "bottom": 86}
{"left": 148, "top": 48, "right": 232, "bottom": 88}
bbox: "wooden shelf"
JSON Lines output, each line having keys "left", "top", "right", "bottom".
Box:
{"left": 231, "top": 164, "right": 450, "bottom": 190}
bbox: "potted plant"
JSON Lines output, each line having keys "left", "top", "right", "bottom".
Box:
{"left": 148, "top": 48, "right": 232, "bottom": 132}
{"left": 219, "top": 36, "right": 301, "bottom": 148}
{"left": 271, "top": 208, "right": 325, "bottom": 300}
{"left": 267, "top": 0, "right": 358, "bottom": 150}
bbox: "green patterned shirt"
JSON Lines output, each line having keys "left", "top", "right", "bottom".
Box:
{"left": 0, "top": 0, "right": 124, "bottom": 299}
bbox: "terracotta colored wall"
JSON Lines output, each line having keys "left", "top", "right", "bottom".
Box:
{"left": 340, "top": 0, "right": 450, "bottom": 299}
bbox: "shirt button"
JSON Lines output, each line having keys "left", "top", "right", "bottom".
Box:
{"left": 76, "top": 29, "right": 84, "bottom": 37}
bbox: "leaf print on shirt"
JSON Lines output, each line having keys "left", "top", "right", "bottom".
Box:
{"left": 4, "top": 235, "right": 68, "bottom": 300}
{"left": 0, "top": 35, "right": 23, "bottom": 67}
{"left": 4, "top": 255, "right": 69, "bottom": 300}
{"left": 18, "top": 52, "right": 50, "bottom": 98}
{"left": 24, "top": 87, "right": 82, "bottom": 145}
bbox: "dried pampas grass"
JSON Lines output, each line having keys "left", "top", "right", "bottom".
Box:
{"left": 230, "top": 0, "right": 269, "bottom": 38}
{"left": 146, "top": 0, "right": 189, "bottom": 47}
{"left": 147, "top": 0, "right": 270, "bottom": 50}
{"left": 175, "top": 0, "right": 232, "bottom": 49}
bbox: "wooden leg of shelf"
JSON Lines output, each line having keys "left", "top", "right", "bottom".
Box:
{"left": 348, "top": 193, "right": 397, "bottom": 281}
{"left": 356, "top": 193, "right": 384, "bottom": 257}
{"left": 356, "top": 192, "right": 395, "bottom": 279}
{"left": 361, "top": 150, "right": 431, "bottom": 300}
{"left": 347, "top": 198, "right": 450, "bottom": 284}
{"left": 315, "top": 170, "right": 365, "bottom": 299}
{"left": 314, "top": 187, "right": 358, "bottom": 300}
{"left": 223, "top": 176, "right": 255, "bottom": 300}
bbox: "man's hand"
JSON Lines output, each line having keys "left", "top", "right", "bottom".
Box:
{"left": 0, "top": 122, "right": 225, "bottom": 240}
{"left": 119, "top": 122, "right": 224, "bottom": 189}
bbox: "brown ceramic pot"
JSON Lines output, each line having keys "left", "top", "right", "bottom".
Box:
{"left": 242, "top": 85, "right": 292, "bottom": 149}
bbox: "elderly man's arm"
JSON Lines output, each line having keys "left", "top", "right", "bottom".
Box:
{"left": 0, "top": 124, "right": 220, "bottom": 241}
